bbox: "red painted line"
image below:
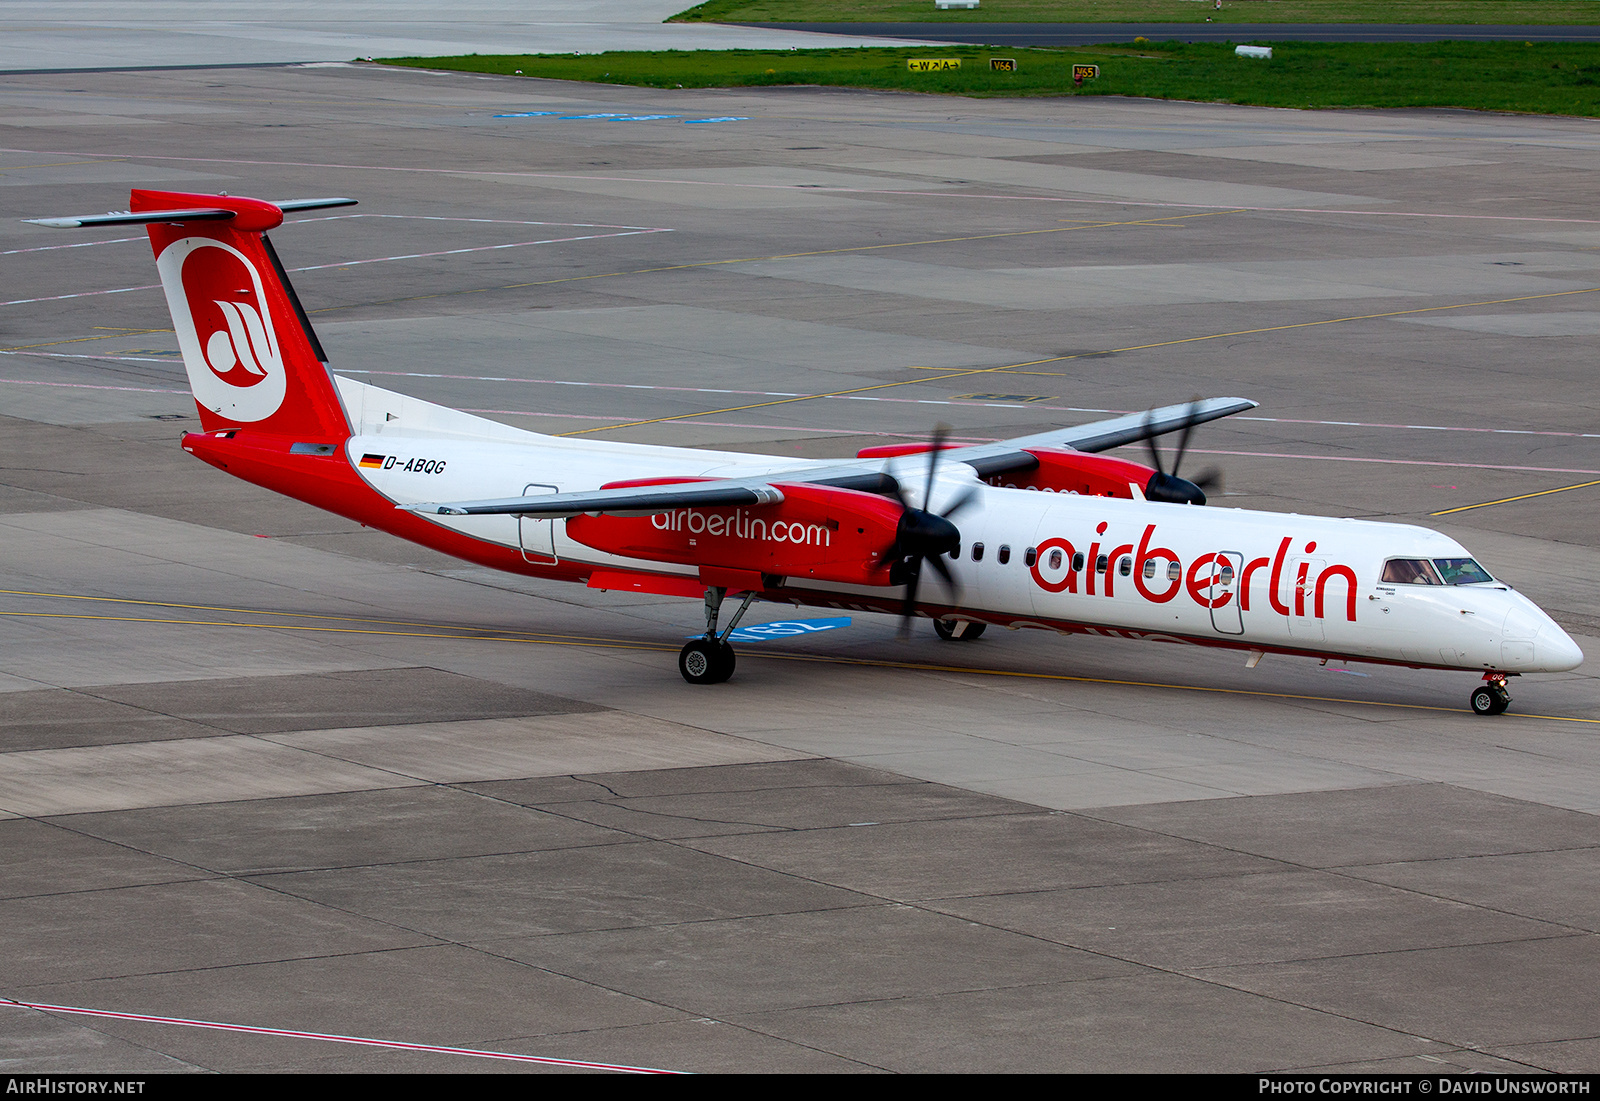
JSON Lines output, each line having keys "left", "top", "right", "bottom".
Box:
{"left": 0, "top": 998, "right": 682, "bottom": 1074}
{"left": 1186, "top": 448, "right": 1600, "bottom": 476}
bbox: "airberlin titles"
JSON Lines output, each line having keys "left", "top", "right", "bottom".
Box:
{"left": 1030, "top": 523, "right": 1358, "bottom": 622}
{"left": 576, "top": 486, "right": 1361, "bottom": 625}
{"left": 565, "top": 482, "right": 903, "bottom": 587}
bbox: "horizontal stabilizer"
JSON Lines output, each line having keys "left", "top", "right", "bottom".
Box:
{"left": 24, "top": 197, "right": 356, "bottom": 229}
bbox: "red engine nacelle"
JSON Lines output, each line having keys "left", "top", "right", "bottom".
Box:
{"left": 987, "top": 448, "right": 1158, "bottom": 499}
{"left": 565, "top": 480, "right": 904, "bottom": 587}
{"left": 855, "top": 443, "right": 962, "bottom": 460}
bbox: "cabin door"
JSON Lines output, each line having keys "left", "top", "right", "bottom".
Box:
{"left": 518, "top": 483, "right": 559, "bottom": 563}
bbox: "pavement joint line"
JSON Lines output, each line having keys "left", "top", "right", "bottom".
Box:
{"left": 0, "top": 328, "right": 167, "bottom": 351}
{"left": 323, "top": 210, "right": 1239, "bottom": 317}
{"left": 0, "top": 600, "right": 1591, "bottom": 724}
{"left": 1431, "top": 479, "right": 1600, "bottom": 515}
{"left": 555, "top": 286, "right": 1600, "bottom": 437}
{"left": 0, "top": 998, "right": 679, "bottom": 1074}
{"left": 16, "top": 144, "right": 1600, "bottom": 224}
{"left": 0, "top": 228, "right": 670, "bottom": 307}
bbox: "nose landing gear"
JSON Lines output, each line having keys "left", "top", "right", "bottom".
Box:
{"left": 679, "top": 585, "right": 756, "bottom": 685}
{"left": 1470, "top": 672, "right": 1513, "bottom": 716}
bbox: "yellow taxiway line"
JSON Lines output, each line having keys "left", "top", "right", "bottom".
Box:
{"left": 1432, "top": 479, "right": 1600, "bottom": 516}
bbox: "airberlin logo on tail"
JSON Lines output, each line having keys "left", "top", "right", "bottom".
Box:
{"left": 156, "top": 238, "right": 287, "bottom": 422}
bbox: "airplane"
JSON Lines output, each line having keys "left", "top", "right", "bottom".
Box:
{"left": 25, "top": 189, "right": 1584, "bottom": 715}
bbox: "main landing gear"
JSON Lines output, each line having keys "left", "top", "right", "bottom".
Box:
{"left": 1470, "top": 672, "right": 1514, "bottom": 716}
{"left": 679, "top": 586, "right": 757, "bottom": 685}
{"left": 933, "top": 618, "right": 986, "bottom": 642}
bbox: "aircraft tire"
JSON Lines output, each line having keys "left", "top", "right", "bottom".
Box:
{"left": 933, "top": 618, "right": 986, "bottom": 642}
{"left": 680, "top": 639, "right": 736, "bottom": 684}
{"left": 713, "top": 641, "right": 736, "bottom": 683}
{"left": 679, "top": 640, "right": 725, "bottom": 685}
{"left": 1470, "top": 686, "right": 1509, "bottom": 716}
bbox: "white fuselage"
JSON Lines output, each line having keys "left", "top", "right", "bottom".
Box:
{"left": 337, "top": 376, "right": 1583, "bottom": 675}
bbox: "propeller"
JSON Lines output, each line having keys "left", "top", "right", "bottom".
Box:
{"left": 877, "top": 425, "right": 979, "bottom": 636}
{"left": 1143, "top": 399, "right": 1223, "bottom": 505}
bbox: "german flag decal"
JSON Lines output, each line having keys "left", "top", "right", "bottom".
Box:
{"left": 359, "top": 453, "right": 386, "bottom": 469}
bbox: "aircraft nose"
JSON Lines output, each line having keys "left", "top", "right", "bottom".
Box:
{"left": 1502, "top": 597, "right": 1584, "bottom": 672}
{"left": 1540, "top": 621, "right": 1585, "bottom": 672}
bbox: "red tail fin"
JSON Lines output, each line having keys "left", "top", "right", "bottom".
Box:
{"left": 136, "top": 189, "right": 349, "bottom": 440}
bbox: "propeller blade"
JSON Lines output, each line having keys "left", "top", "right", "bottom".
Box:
{"left": 923, "top": 423, "right": 950, "bottom": 511}
{"left": 925, "top": 549, "right": 960, "bottom": 601}
{"left": 940, "top": 484, "right": 978, "bottom": 521}
{"left": 1142, "top": 411, "right": 1166, "bottom": 476}
{"left": 1171, "top": 398, "right": 1200, "bottom": 475}
{"left": 898, "top": 555, "right": 923, "bottom": 637}
{"left": 1190, "top": 467, "right": 1223, "bottom": 492}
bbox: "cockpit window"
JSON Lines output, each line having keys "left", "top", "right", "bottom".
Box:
{"left": 1433, "top": 558, "right": 1494, "bottom": 585}
{"left": 1381, "top": 558, "right": 1441, "bottom": 585}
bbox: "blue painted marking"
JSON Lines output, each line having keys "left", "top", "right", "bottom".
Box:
{"left": 683, "top": 117, "right": 750, "bottom": 124}
{"left": 609, "top": 115, "right": 680, "bottom": 122}
{"left": 686, "top": 616, "right": 852, "bottom": 643}
{"left": 493, "top": 112, "right": 558, "bottom": 118}
{"left": 560, "top": 113, "right": 626, "bottom": 120}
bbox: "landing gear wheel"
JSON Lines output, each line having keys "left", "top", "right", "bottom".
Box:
{"left": 679, "top": 639, "right": 735, "bottom": 685}
{"left": 712, "top": 640, "right": 736, "bottom": 683}
{"left": 933, "top": 619, "right": 986, "bottom": 642}
{"left": 1470, "top": 685, "right": 1510, "bottom": 716}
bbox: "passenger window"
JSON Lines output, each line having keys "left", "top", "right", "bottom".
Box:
{"left": 1143, "top": 559, "right": 1156, "bottom": 580}
{"left": 1072, "top": 552, "right": 1085, "bottom": 572}
{"left": 998, "top": 545, "right": 1011, "bottom": 565}
{"left": 1219, "top": 564, "right": 1235, "bottom": 584}
{"left": 1434, "top": 558, "right": 1493, "bottom": 585}
{"left": 1118, "top": 556, "right": 1132, "bottom": 577}
{"left": 1024, "top": 547, "right": 1037, "bottom": 567}
{"left": 1048, "top": 548, "right": 1062, "bottom": 571}
{"left": 1381, "top": 558, "right": 1441, "bottom": 585}
{"left": 1096, "top": 554, "right": 1108, "bottom": 574}
{"left": 972, "top": 543, "right": 985, "bottom": 562}
{"left": 1167, "top": 561, "right": 1182, "bottom": 581}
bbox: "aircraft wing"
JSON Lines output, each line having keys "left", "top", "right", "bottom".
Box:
{"left": 950, "top": 396, "right": 1258, "bottom": 477}
{"left": 402, "top": 397, "right": 1256, "bottom": 517}
{"left": 403, "top": 468, "right": 899, "bottom": 519}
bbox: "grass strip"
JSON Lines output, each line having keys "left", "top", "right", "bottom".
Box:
{"left": 669, "top": 0, "right": 1600, "bottom": 26}
{"left": 380, "top": 41, "right": 1600, "bottom": 116}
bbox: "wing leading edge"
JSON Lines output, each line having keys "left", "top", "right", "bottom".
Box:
{"left": 400, "top": 397, "right": 1257, "bottom": 518}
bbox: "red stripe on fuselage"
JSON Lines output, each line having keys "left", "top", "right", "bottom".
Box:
{"left": 181, "top": 430, "right": 591, "bottom": 583}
